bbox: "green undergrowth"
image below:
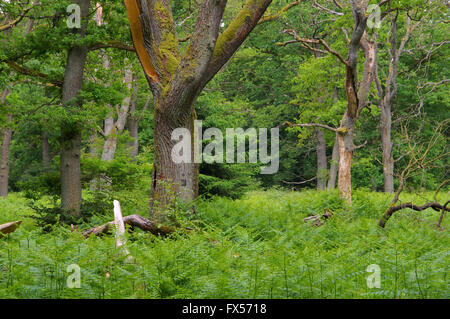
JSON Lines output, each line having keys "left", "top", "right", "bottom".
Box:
{"left": 0, "top": 190, "right": 448, "bottom": 299}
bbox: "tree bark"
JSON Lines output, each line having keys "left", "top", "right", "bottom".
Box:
{"left": 337, "top": 114, "right": 356, "bottom": 203}
{"left": 327, "top": 134, "right": 339, "bottom": 189}
{"left": 0, "top": 114, "right": 13, "bottom": 198}
{"left": 42, "top": 132, "right": 50, "bottom": 172}
{"left": 315, "top": 128, "right": 327, "bottom": 190}
{"left": 126, "top": 75, "right": 142, "bottom": 159}
{"left": 381, "top": 102, "right": 394, "bottom": 193}
{"left": 150, "top": 102, "right": 198, "bottom": 221}
{"left": 60, "top": 0, "right": 90, "bottom": 216}
{"left": 125, "top": 0, "right": 272, "bottom": 221}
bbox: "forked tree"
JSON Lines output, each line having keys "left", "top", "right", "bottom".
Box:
{"left": 123, "top": 0, "right": 273, "bottom": 220}
{"left": 282, "top": 0, "right": 379, "bottom": 203}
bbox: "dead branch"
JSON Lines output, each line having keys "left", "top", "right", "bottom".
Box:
{"left": 82, "top": 214, "right": 179, "bottom": 238}
{"left": 437, "top": 200, "right": 450, "bottom": 228}
{"left": 0, "top": 221, "right": 22, "bottom": 238}
{"left": 282, "top": 121, "right": 338, "bottom": 133}
{"left": 304, "top": 209, "right": 334, "bottom": 227}
{"left": 379, "top": 202, "right": 450, "bottom": 228}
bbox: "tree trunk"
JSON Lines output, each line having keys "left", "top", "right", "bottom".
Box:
{"left": 315, "top": 128, "right": 327, "bottom": 190}
{"left": 150, "top": 101, "right": 198, "bottom": 222}
{"left": 127, "top": 113, "right": 139, "bottom": 159}
{"left": 123, "top": 0, "right": 272, "bottom": 222}
{"left": 0, "top": 114, "right": 12, "bottom": 198}
{"left": 60, "top": 0, "right": 90, "bottom": 216}
{"left": 101, "top": 67, "right": 133, "bottom": 162}
{"left": 327, "top": 134, "right": 339, "bottom": 189}
{"left": 126, "top": 77, "right": 141, "bottom": 159}
{"left": 381, "top": 102, "right": 394, "bottom": 193}
{"left": 42, "top": 132, "right": 50, "bottom": 172}
{"left": 101, "top": 114, "right": 116, "bottom": 161}
{"left": 337, "top": 113, "right": 356, "bottom": 203}
{"left": 60, "top": 130, "right": 82, "bottom": 216}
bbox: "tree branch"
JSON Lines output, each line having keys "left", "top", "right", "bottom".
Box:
{"left": 283, "top": 121, "right": 338, "bottom": 133}
{"left": 258, "top": 1, "right": 301, "bottom": 24}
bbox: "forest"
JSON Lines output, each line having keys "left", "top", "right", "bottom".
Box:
{"left": 0, "top": 0, "right": 448, "bottom": 300}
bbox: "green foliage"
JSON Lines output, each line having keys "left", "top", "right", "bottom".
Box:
{"left": 0, "top": 190, "right": 448, "bottom": 299}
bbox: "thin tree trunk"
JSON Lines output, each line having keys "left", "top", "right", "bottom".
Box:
{"left": 316, "top": 128, "right": 327, "bottom": 190}
{"left": 101, "top": 114, "right": 115, "bottom": 161}
{"left": 101, "top": 67, "right": 133, "bottom": 162}
{"left": 0, "top": 114, "right": 12, "bottom": 197}
{"left": 88, "top": 130, "right": 99, "bottom": 192}
{"left": 328, "top": 134, "right": 339, "bottom": 189}
{"left": 127, "top": 113, "right": 139, "bottom": 159}
{"left": 381, "top": 102, "right": 394, "bottom": 193}
{"left": 42, "top": 132, "right": 50, "bottom": 172}
{"left": 60, "top": 0, "right": 90, "bottom": 216}
{"left": 337, "top": 113, "right": 356, "bottom": 203}
{"left": 0, "top": 12, "right": 36, "bottom": 197}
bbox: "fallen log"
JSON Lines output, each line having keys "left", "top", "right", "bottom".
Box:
{"left": 379, "top": 202, "right": 450, "bottom": 228}
{"left": 304, "top": 209, "right": 333, "bottom": 227}
{"left": 82, "top": 214, "right": 177, "bottom": 238}
{"left": 0, "top": 221, "right": 22, "bottom": 238}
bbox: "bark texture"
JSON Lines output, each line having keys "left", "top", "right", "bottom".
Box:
{"left": 375, "top": 13, "right": 419, "bottom": 193}
{"left": 60, "top": 0, "right": 90, "bottom": 216}
{"left": 42, "top": 133, "right": 51, "bottom": 172}
{"left": 101, "top": 66, "right": 133, "bottom": 162}
{"left": 315, "top": 128, "right": 327, "bottom": 190}
{"left": 0, "top": 114, "right": 12, "bottom": 197}
{"left": 336, "top": 1, "right": 376, "bottom": 203}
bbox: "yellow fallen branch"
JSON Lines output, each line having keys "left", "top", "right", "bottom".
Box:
{"left": 0, "top": 221, "right": 22, "bottom": 238}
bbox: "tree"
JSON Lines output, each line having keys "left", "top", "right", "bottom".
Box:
{"left": 280, "top": 0, "right": 380, "bottom": 202}
{"left": 373, "top": 1, "right": 436, "bottom": 193}
{"left": 59, "top": 0, "right": 91, "bottom": 216}
{"left": 123, "top": 0, "right": 273, "bottom": 220}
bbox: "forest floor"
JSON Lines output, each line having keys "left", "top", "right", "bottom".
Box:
{"left": 0, "top": 190, "right": 448, "bottom": 299}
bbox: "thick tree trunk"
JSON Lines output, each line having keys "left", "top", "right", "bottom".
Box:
{"left": 42, "top": 132, "right": 50, "bottom": 172}
{"left": 150, "top": 103, "right": 198, "bottom": 222}
{"left": 60, "top": 0, "right": 90, "bottom": 216}
{"left": 337, "top": 113, "right": 356, "bottom": 203}
{"left": 327, "top": 134, "right": 339, "bottom": 189}
{"left": 60, "top": 130, "right": 82, "bottom": 216}
{"left": 381, "top": 102, "right": 394, "bottom": 193}
{"left": 0, "top": 114, "right": 12, "bottom": 198}
{"left": 315, "top": 128, "right": 327, "bottom": 190}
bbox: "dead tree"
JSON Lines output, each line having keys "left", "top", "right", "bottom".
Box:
{"left": 378, "top": 120, "right": 449, "bottom": 228}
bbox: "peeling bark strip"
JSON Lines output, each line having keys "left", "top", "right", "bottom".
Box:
{"left": 82, "top": 214, "right": 177, "bottom": 238}
{"left": 378, "top": 202, "right": 450, "bottom": 228}
{"left": 0, "top": 221, "right": 22, "bottom": 238}
{"left": 124, "top": 0, "right": 158, "bottom": 82}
